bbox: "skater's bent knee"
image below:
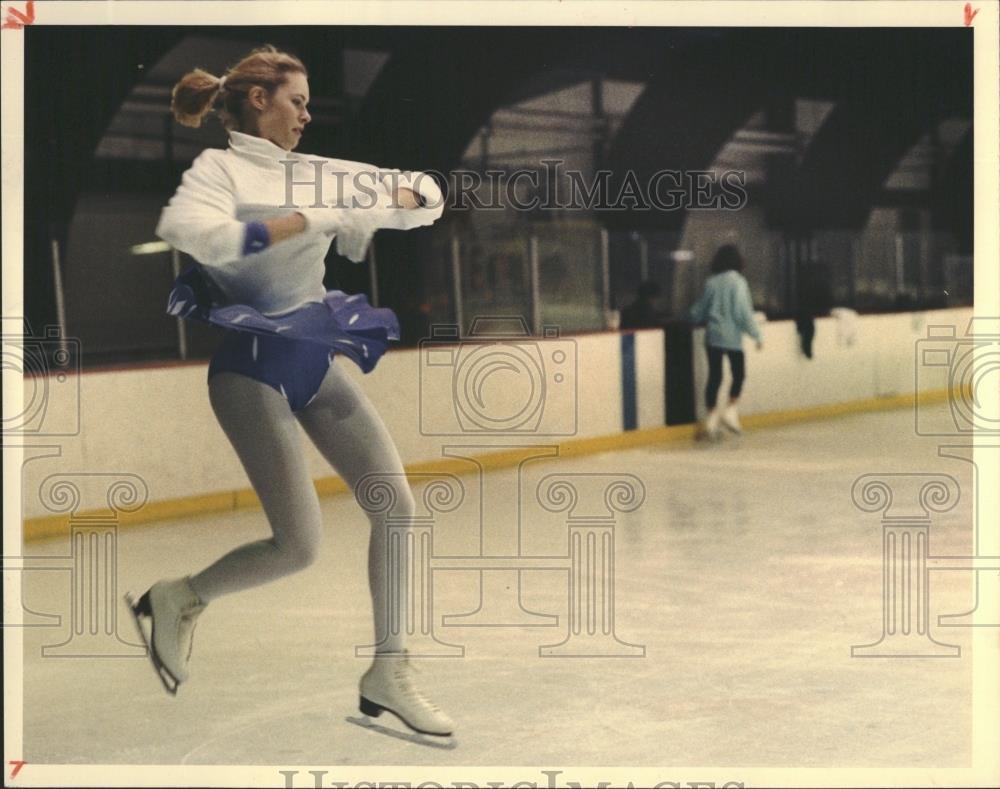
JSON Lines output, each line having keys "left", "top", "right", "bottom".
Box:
{"left": 272, "top": 535, "right": 321, "bottom": 571}
{"left": 288, "top": 541, "right": 320, "bottom": 571}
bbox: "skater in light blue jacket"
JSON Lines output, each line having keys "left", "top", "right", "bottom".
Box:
{"left": 689, "top": 245, "right": 763, "bottom": 438}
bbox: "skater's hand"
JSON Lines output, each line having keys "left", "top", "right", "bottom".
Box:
{"left": 391, "top": 187, "right": 424, "bottom": 209}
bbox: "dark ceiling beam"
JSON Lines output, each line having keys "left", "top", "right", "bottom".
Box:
{"left": 345, "top": 29, "right": 591, "bottom": 172}
{"left": 601, "top": 28, "right": 972, "bottom": 235}
{"left": 24, "top": 26, "right": 187, "bottom": 331}
{"left": 601, "top": 30, "right": 791, "bottom": 233}
{"left": 933, "top": 128, "right": 973, "bottom": 253}
{"left": 344, "top": 27, "right": 703, "bottom": 171}
{"left": 791, "top": 29, "right": 972, "bottom": 229}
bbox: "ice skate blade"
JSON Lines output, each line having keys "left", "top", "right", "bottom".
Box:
{"left": 124, "top": 592, "right": 180, "bottom": 697}
{"left": 346, "top": 715, "right": 457, "bottom": 750}
{"left": 358, "top": 695, "right": 454, "bottom": 737}
{"left": 721, "top": 421, "right": 742, "bottom": 435}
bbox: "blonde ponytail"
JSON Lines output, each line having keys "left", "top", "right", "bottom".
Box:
{"left": 168, "top": 45, "right": 307, "bottom": 132}
{"left": 170, "top": 68, "right": 224, "bottom": 128}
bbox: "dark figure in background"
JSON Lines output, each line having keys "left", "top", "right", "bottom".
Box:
{"left": 794, "top": 260, "right": 833, "bottom": 359}
{"left": 621, "top": 280, "right": 663, "bottom": 329}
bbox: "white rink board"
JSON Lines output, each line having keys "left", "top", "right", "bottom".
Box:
{"left": 21, "top": 307, "right": 972, "bottom": 518}
{"left": 691, "top": 307, "right": 973, "bottom": 419}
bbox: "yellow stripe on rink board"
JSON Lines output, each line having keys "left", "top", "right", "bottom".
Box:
{"left": 21, "top": 387, "right": 954, "bottom": 543}
{"left": 742, "top": 387, "right": 952, "bottom": 431}
{"left": 23, "top": 491, "right": 242, "bottom": 543}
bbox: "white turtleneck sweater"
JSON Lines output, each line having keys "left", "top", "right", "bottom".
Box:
{"left": 156, "top": 131, "right": 441, "bottom": 316}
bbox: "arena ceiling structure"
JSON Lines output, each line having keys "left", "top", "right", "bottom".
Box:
{"left": 24, "top": 25, "right": 973, "bottom": 343}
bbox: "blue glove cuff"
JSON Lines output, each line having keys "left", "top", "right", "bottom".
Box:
{"left": 241, "top": 220, "right": 271, "bottom": 256}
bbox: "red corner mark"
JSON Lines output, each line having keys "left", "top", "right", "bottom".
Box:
{"left": 1, "top": 1, "right": 35, "bottom": 29}
{"left": 964, "top": 2, "right": 979, "bottom": 26}
{"left": 8, "top": 761, "right": 27, "bottom": 779}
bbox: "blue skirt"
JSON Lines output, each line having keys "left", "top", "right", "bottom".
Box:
{"left": 166, "top": 265, "right": 400, "bottom": 376}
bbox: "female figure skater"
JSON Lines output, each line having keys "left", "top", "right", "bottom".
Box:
{"left": 129, "top": 46, "right": 453, "bottom": 738}
{"left": 688, "top": 244, "right": 763, "bottom": 439}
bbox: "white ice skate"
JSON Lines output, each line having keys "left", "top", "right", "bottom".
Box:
{"left": 700, "top": 408, "right": 722, "bottom": 441}
{"left": 721, "top": 404, "right": 743, "bottom": 434}
{"left": 351, "top": 651, "right": 456, "bottom": 746}
{"left": 125, "top": 576, "right": 206, "bottom": 696}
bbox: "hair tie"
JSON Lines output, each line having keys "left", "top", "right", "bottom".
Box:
{"left": 218, "top": 75, "right": 227, "bottom": 90}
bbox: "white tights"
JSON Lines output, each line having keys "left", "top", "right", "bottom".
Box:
{"left": 187, "top": 360, "right": 413, "bottom": 653}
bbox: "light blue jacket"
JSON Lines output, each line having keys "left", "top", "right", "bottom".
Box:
{"left": 688, "top": 270, "right": 762, "bottom": 351}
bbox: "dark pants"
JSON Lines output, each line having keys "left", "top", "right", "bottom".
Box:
{"left": 705, "top": 345, "right": 745, "bottom": 409}
{"left": 795, "top": 316, "right": 815, "bottom": 359}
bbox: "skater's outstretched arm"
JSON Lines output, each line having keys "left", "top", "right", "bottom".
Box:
{"left": 297, "top": 167, "right": 444, "bottom": 262}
